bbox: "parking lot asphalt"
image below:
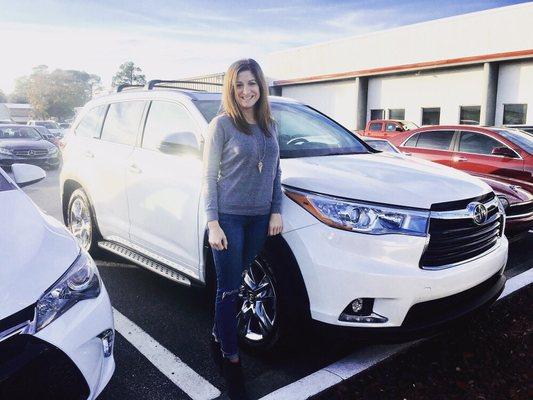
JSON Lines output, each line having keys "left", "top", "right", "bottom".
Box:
{"left": 19, "top": 169, "right": 533, "bottom": 400}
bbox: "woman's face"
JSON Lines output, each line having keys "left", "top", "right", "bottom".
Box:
{"left": 235, "top": 70, "right": 260, "bottom": 111}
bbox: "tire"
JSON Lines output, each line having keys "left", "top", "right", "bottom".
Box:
{"left": 237, "top": 249, "right": 309, "bottom": 353}
{"left": 67, "top": 188, "right": 101, "bottom": 256}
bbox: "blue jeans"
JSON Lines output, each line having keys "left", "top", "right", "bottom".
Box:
{"left": 211, "top": 212, "right": 270, "bottom": 358}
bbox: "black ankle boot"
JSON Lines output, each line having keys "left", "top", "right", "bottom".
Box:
{"left": 222, "top": 358, "right": 248, "bottom": 400}
{"left": 210, "top": 337, "right": 223, "bottom": 372}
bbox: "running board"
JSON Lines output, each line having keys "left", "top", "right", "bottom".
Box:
{"left": 98, "top": 241, "right": 191, "bottom": 286}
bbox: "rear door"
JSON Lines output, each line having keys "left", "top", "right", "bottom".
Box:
{"left": 452, "top": 130, "right": 524, "bottom": 179}
{"left": 399, "top": 130, "right": 455, "bottom": 166}
{"left": 89, "top": 100, "right": 147, "bottom": 240}
{"left": 126, "top": 100, "right": 203, "bottom": 277}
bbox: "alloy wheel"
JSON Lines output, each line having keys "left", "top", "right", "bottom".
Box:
{"left": 237, "top": 259, "right": 277, "bottom": 343}
{"left": 68, "top": 197, "right": 93, "bottom": 252}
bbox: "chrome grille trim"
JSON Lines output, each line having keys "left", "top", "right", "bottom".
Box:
{"left": 430, "top": 197, "right": 499, "bottom": 219}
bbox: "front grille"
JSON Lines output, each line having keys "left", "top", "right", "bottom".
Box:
{"left": 421, "top": 195, "right": 502, "bottom": 268}
{"left": 0, "top": 304, "right": 34, "bottom": 337}
{"left": 0, "top": 334, "right": 89, "bottom": 400}
{"left": 12, "top": 149, "right": 48, "bottom": 157}
{"left": 402, "top": 271, "right": 505, "bottom": 329}
{"left": 507, "top": 201, "right": 533, "bottom": 217}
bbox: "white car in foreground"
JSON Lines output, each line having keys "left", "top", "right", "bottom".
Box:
{"left": 0, "top": 164, "right": 114, "bottom": 399}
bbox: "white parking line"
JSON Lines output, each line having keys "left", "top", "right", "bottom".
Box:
{"left": 259, "top": 268, "right": 532, "bottom": 400}
{"left": 113, "top": 308, "right": 221, "bottom": 400}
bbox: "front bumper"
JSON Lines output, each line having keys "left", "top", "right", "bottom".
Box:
{"left": 0, "top": 155, "right": 60, "bottom": 168}
{"left": 0, "top": 283, "right": 115, "bottom": 399}
{"left": 284, "top": 222, "right": 508, "bottom": 330}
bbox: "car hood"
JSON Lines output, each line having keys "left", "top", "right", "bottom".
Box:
{"left": 471, "top": 173, "right": 533, "bottom": 204}
{"left": 0, "top": 138, "right": 53, "bottom": 150}
{"left": 280, "top": 152, "right": 492, "bottom": 209}
{"left": 0, "top": 189, "right": 79, "bottom": 320}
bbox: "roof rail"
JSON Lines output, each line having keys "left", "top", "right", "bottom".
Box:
{"left": 146, "top": 80, "right": 223, "bottom": 91}
{"left": 116, "top": 84, "right": 145, "bottom": 93}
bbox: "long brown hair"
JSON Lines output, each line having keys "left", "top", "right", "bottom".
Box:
{"left": 222, "top": 58, "right": 274, "bottom": 137}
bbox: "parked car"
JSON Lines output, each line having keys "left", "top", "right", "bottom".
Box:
{"left": 61, "top": 83, "right": 508, "bottom": 351}
{"left": 0, "top": 119, "right": 14, "bottom": 124}
{"left": 470, "top": 173, "right": 533, "bottom": 239}
{"left": 504, "top": 125, "right": 533, "bottom": 136}
{"left": 0, "top": 163, "right": 114, "bottom": 399}
{"left": 27, "top": 120, "right": 63, "bottom": 137}
{"left": 361, "top": 119, "right": 419, "bottom": 139}
{"left": 59, "top": 122, "right": 71, "bottom": 129}
{"left": 363, "top": 138, "right": 533, "bottom": 238}
{"left": 0, "top": 125, "right": 61, "bottom": 170}
{"left": 389, "top": 125, "right": 533, "bottom": 184}
{"left": 33, "top": 125, "right": 61, "bottom": 148}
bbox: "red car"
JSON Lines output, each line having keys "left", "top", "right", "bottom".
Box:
{"left": 361, "top": 119, "right": 419, "bottom": 139}
{"left": 390, "top": 125, "right": 533, "bottom": 184}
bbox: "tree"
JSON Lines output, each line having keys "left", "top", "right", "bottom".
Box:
{"left": 111, "top": 61, "right": 146, "bottom": 87}
{"left": 10, "top": 66, "right": 102, "bottom": 120}
{"left": 0, "top": 90, "right": 7, "bottom": 103}
{"left": 9, "top": 76, "right": 30, "bottom": 103}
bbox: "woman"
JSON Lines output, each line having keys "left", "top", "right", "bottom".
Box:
{"left": 202, "top": 58, "right": 283, "bottom": 399}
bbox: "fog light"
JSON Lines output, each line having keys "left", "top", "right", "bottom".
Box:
{"left": 98, "top": 329, "right": 114, "bottom": 358}
{"left": 351, "top": 298, "right": 364, "bottom": 313}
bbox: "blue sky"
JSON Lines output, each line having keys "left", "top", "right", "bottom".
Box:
{"left": 0, "top": 0, "right": 528, "bottom": 93}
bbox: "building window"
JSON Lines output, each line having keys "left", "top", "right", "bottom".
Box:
{"left": 370, "top": 109, "right": 384, "bottom": 120}
{"left": 422, "top": 108, "right": 440, "bottom": 125}
{"left": 503, "top": 104, "right": 527, "bottom": 125}
{"left": 388, "top": 109, "right": 405, "bottom": 120}
{"left": 459, "top": 106, "right": 480, "bottom": 125}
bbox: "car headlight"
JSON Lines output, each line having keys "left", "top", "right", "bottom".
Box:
{"left": 0, "top": 147, "right": 12, "bottom": 155}
{"left": 34, "top": 250, "right": 100, "bottom": 332}
{"left": 285, "top": 187, "right": 429, "bottom": 236}
{"left": 48, "top": 146, "right": 58, "bottom": 154}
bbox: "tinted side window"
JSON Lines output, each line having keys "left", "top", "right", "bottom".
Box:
{"left": 101, "top": 101, "right": 146, "bottom": 146}
{"left": 385, "top": 123, "right": 397, "bottom": 131}
{"left": 459, "top": 131, "right": 504, "bottom": 155}
{"left": 142, "top": 101, "right": 198, "bottom": 152}
{"left": 369, "top": 123, "right": 382, "bottom": 131}
{"left": 403, "top": 133, "right": 419, "bottom": 147}
{"left": 416, "top": 130, "right": 454, "bottom": 150}
{"left": 75, "top": 105, "right": 107, "bottom": 138}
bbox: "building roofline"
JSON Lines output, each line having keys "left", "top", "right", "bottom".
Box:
{"left": 272, "top": 49, "right": 533, "bottom": 86}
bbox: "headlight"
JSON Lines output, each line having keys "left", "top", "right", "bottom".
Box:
{"left": 0, "top": 147, "right": 12, "bottom": 155}
{"left": 48, "top": 146, "right": 58, "bottom": 154}
{"left": 34, "top": 250, "right": 100, "bottom": 332}
{"left": 285, "top": 187, "right": 429, "bottom": 236}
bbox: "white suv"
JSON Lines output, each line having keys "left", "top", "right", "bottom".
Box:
{"left": 60, "top": 81, "right": 508, "bottom": 350}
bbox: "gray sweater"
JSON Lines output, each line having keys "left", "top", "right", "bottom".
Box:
{"left": 202, "top": 114, "right": 282, "bottom": 222}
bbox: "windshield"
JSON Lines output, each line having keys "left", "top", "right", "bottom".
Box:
{"left": 195, "top": 100, "right": 369, "bottom": 158}
{"left": 0, "top": 126, "right": 42, "bottom": 140}
{"left": 493, "top": 128, "right": 533, "bottom": 154}
{"left": 401, "top": 121, "right": 419, "bottom": 131}
{"left": 365, "top": 140, "right": 399, "bottom": 153}
{"left": 36, "top": 121, "right": 60, "bottom": 129}
{"left": 0, "top": 172, "right": 13, "bottom": 192}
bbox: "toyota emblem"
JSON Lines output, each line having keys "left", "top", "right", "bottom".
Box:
{"left": 467, "top": 202, "right": 488, "bottom": 225}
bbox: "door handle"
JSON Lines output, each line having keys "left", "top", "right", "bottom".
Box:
{"left": 403, "top": 152, "right": 412, "bottom": 156}
{"left": 453, "top": 156, "right": 468, "bottom": 162}
{"left": 129, "top": 164, "right": 142, "bottom": 174}
{"left": 84, "top": 151, "right": 94, "bottom": 158}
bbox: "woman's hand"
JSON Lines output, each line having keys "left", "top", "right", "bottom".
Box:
{"left": 208, "top": 221, "right": 228, "bottom": 250}
{"left": 268, "top": 213, "right": 283, "bottom": 236}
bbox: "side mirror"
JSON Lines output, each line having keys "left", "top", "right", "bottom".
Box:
{"left": 491, "top": 146, "right": 517, "bottom": 158}
{"left": 395, "top": 126, "right": 404, "bottom": 132}
{"left": 158, "top": 131, "right": 201, "bottom": 156}
{"left": 11, "top": 163, "right": 46, "bottom": 187}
